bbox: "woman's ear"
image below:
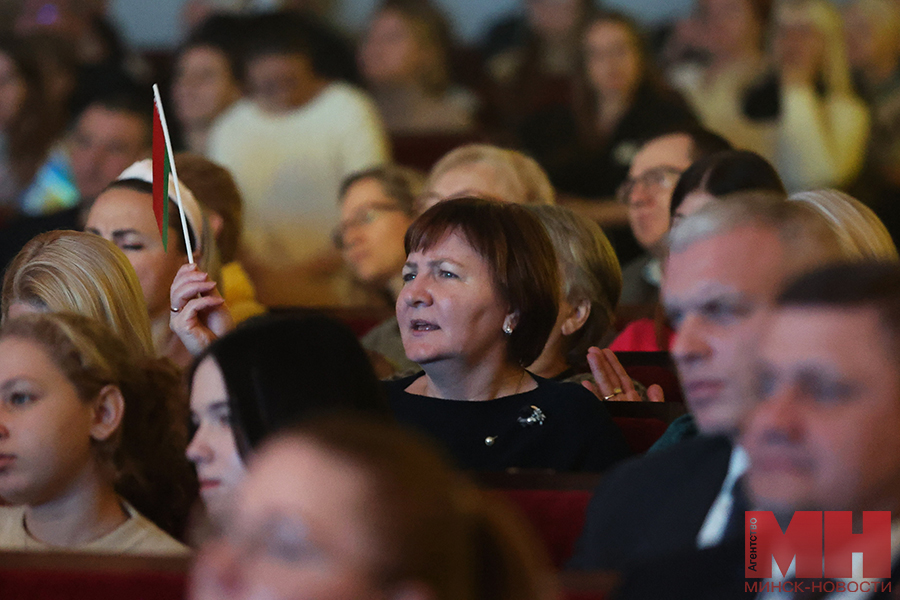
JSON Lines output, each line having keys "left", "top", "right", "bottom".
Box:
{"left": 208, "top": 212, "right": 224, "bottom": 240}
{"left": 560, "top": 300, "right": 591, "bottom": 336}
{"left": 89, "top": 384, "right": 125, "bottom": 442}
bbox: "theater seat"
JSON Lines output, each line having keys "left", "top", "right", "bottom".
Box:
{"left": 614, "top": 351, "right": 684, "bottom": 404}
{"left": 612, "top": 417, "right": 669, "bottom": 454}
{"left": 476, "top": 472, "right": 602, "bottom": 569}
{"left": 391, "top": 133, "right": 481, "bottom": 171}
{"left": 0, "top": 552, "right": 189, "bottom": 600}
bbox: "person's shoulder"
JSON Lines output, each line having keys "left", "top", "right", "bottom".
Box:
{"left": 109, "top": 505, "right": 189, "bottom": 556}
{"left": 316, "top": 82, "right": 378, "bottom": 112}
{"left": 212, "top": 99, "right": 256, "bottom": 128}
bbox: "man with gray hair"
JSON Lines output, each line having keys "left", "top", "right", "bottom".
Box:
{"left": 569, "top": 192, "right": 845, "bottom": 571}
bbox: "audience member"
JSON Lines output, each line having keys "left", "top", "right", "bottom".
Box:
{"left": 612, "top": 149, "right": 785, "bottom": 352}
{"left": 482, "top": 0, "right": 592, "bottom": 136}
{"left": 358, "top": 0, "right": 477, "bottom": 134}
{"left": 666, "top": 0, "right": 771, "bottom": 154}
{"left": 14, "top": 0, "right": 142, "bottom": 118}
{"left": 844, "top": 0, "right": 900, "bottom": 206}
{"left": 387, "top": 198, "right": 629, "bottom": 472}
{"left": 741, "top": 262, "right": 900, "bottom": 584}
{"left": 189, "top": 415, "right": 556, "bottom": 600}
{"left": 85, "top": 159, "right": 222, "bottom": 367}
{"left": 0, "top": 37, "right": 61, "bottom": 216}
{"left": 616, "top": 128, "right": 730, "bottom": 307}
{"left": 18, "top": 33, "right": 79, "bottom": 121}
{"left": 669, "top": 149, "right": 786, "bottom": 224}
{"left": 615, "top": 263, "right": 900, "bottom": 598}
{"left": 174, "top": 153, "right": 265, "bottom": 324}
{"left": 336, "top": 165, "right": 423, "bottom": 373}
{"left": 1, "top": 230, "right": 155, "bottom": 357}
{"left": 208, "top": 11, "right": 389, "bottom": 307}
{"left": 172, "top": 36, "right": 241, "bottom": 156}
{"left": 186, "top": 313, "right": 390, "bottom": 518}
{"left": 519, "top": 12, "right": 696, "bottom": 201}
{"left": 418, "top": 144, "right": 555, "bottom": 212}
{"left": 526, "top": 204, "right": 624, "bottom": 384}
{"left": 0, "top": 313, "right": 191, "bottom": 552}
{"left": 20, "top": 90, "right": 152, "bottom": 218}
{"left": 569, "top": 195, "right": 845, "bottom": 571}
{"left": 754, "top": 0, "right": 870, "bottom": 190}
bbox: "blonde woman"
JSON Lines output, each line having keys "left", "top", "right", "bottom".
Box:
{"left": 0, "top": 313, "right": 193, "bottom": 551}
{"left": 2, "top": 230, "right": 155, "bottom": 357}
{"left": 789, "top": 189, "right": 900, "bottom": 260}
{"left": 418, "top": 144, "right": 556, "bottom": 212}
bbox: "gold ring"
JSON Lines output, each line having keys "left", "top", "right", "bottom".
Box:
{"left": 603, "top": 393, "right": 617, "bottom": 400}
{"left": 612, "top": 387, "right": 623, "bottom": 395}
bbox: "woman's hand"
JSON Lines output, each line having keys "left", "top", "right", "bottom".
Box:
{"left": 582, "top": 347, "right": 664, "bottom": 403}
{"left": 170, "top": 264, "right": 234, "bottom": 356}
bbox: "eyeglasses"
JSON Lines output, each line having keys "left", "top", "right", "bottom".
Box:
{"left": 332, "top": 204, "right": 406, "bottom": 249}
{"left": 616, "top": 166, "right": 684, "bottom": 205}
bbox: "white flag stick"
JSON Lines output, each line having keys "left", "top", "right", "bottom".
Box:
{"left": 152, "top": 84, "right": 195, "bottom": 263}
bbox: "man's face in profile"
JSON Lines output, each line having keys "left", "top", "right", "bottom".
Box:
{"left": 663, "top": 224, "right": 787, "bottom": 436}
{"left": 743, "top": 305, "right": 900, "bottom": 515}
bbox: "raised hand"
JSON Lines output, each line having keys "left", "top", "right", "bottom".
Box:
{"left": 169, "top": 263, "right": 234, "bottom": 356}
{"left": 582, "top": 347, "right": 664, "bottom": 403}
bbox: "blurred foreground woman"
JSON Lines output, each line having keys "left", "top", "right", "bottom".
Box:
{"left": 189, "top": 416, "right": 557, "bottom": 600}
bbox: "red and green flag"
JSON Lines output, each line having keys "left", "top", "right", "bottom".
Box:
{"left": 152, "top": 94, "right": 171, "bottom": 252}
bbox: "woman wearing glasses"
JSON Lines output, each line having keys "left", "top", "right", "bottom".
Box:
{"left": 335, "top": 165, "right": 424, "bottom": 373}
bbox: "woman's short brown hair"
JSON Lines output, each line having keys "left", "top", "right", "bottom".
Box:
{"left": 405, "top": 198, "right": 559, "bottom": 366}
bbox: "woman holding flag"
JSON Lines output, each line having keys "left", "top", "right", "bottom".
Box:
{"left": 85, "top": 158, "right": 224, "bottom": 367}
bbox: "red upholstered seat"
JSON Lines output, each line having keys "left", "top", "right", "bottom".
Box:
{"left": 391, "top": 133, "right": 480, "bottom": 171}
{"left": 476, "top": 472, "right": 602, "bottom": 569}
{"left": 0, "top": 552, "right": 189, "bottom": 600}
{"left": 612, "top": 417, "right": 669, "bottom": 454}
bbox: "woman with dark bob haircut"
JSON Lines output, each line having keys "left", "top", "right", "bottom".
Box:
{"left": 387, "top": 198, "right": 629, "bottom": 471}
{"left": 186, "top": 313, "right": 391, "bottom": 518}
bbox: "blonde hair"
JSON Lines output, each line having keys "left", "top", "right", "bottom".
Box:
{"left": 423, "top": 144, "right": 555, "bottom": 209}
{"left": 1, "top": 231, "right": 155, "bottom": 357}
{"left": 789, "top": 189, "right": 900, "bottom": 261}
{"left": 0, "top": 313, "right": 193, "bottom": 537}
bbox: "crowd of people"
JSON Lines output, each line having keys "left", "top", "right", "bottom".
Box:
{"left": 2, "top": 0, "right": 900, "bottom": 598}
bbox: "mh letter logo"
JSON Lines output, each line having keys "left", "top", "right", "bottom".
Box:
{"left": 745, "top": 511, "right": 891, "bottom": 578}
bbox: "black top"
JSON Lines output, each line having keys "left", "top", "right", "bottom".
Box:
{"left": 386, "top": 372, "right": 630, "bottom": 473}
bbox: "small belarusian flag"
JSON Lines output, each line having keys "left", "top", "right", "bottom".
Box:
{"left": 151, "top": 84, "right": 194, "bottom": 262}
{"left": 152, "top": 89, "right": 170, "bottom": 251}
